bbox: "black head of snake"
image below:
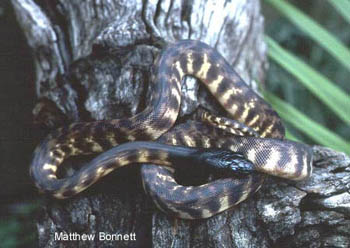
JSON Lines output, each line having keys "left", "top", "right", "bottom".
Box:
{"left": 30, "top": 40, "right": 313, "bottom": 219}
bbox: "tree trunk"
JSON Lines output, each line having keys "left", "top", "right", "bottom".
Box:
{"left": 11, "top": 0, "right": 350, "bottom": 247}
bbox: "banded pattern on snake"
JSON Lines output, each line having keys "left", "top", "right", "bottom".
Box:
{"left": 30, "top": 40, "right": 313, "bottom": 219}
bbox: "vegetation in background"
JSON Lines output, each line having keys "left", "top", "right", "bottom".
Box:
{"left": 0, "top": 202, "right": 38, "bottom": 247}
{"left": 263, "top": 0, "right": 350, "bottom": 155}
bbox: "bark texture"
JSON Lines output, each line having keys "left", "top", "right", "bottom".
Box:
{"left": 11, "top": 0, "right": 350, "bottom": 247}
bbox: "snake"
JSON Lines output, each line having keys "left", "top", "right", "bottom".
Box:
{"left": 30, "top": 40, "right": 313, "bottom": 219}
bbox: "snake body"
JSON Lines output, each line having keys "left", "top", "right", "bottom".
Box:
{"left": 30, "top": 40, "right": 312, "bottom": 219}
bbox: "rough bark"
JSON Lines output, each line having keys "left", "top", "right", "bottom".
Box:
{"left": 11, "top": 0, "right": 350, "bottom": 247}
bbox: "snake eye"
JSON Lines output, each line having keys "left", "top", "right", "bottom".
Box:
{"left": 228, "top": 155, "right": 255, "bottom": 175}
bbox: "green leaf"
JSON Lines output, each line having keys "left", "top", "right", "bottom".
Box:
{"left": 328, "top": 0, "right": 350, "bottom": 24}
{"left": 266, "top": 36, "right": 350, "bottom": 125}
{"left": 284, "top": 129, "right": 300, "bottom": 142}
{"left": 263, "top": 91, "right": 350, "bottom": 155}
{"left": 266, "top": 0, "right": 350, "bottom": 71}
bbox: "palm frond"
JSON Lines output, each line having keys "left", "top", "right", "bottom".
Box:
{"left": 266, "top": 0, "right": 350, "bottom": 71}
{"left": 264, "top": 91, "right": 349, "bottom": 154}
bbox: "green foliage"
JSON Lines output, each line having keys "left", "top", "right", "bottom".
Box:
{"left": 265, "top": 0, "right": 350, "bottom": 71}
{"left": 0, "top": 203, "right": 38, "bottom": 247}
{"left": 264, "top": 90, "right": 349, "bottom": 153}
{"left": 263, "top": 0, "right": 350, "bottom": 155}
{"left": 266, "top": 37, "right": 350, "bottom": 125}
{"left": 328, "top": 0, "right": 350, "bottom": 24}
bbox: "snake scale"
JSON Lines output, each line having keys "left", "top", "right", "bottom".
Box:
{"left": 30, "top": 40, "right": 313, "bottom": 219}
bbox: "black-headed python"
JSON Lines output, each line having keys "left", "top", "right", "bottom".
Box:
{"left": 31, "top": 40, "right": 313, "bottom": 219}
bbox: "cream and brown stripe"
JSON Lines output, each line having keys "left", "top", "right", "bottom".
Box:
{"left": 30, "top": 40, "right": 312, "bottom": 219}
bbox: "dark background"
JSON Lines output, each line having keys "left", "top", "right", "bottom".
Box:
{"left": 0, "top": 0, "right": 37, "bottom": 201}
{"left": 0, "top": 1, "right": 38, "bottom": 247}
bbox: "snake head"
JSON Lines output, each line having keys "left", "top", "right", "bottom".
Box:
{"left": 195, "top": 149, "right": 255, "bottom": 176}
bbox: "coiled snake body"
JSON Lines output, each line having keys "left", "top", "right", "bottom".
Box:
{"left": 31, "top": 40, "right": 312, "bottom": 219}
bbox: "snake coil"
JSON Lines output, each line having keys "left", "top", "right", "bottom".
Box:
{"left": 30, "top": 40, "right": 312, "bottom": 219}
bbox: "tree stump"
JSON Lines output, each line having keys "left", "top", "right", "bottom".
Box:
{"left": 11, "top": 0, "right": 350, "bottom": 247}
